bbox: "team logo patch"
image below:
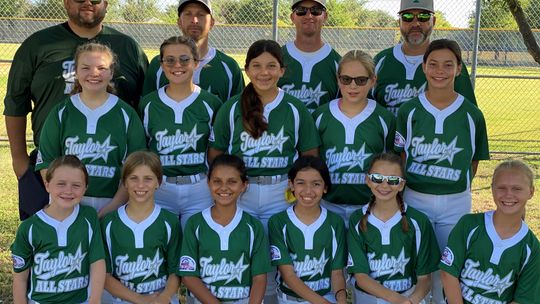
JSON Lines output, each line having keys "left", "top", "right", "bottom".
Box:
{"left": 179, "top": 256, "right": 196, "bottom": 271}
{"left": 270, "top": 245, "right": 281, "bottom": 261}
{"left": 441, "top": 247, "right": 454, "bottom": 266}
{"left": 347, "top": 253, "right": 354, "bottom": 268}
{"left": 394, "top": 132, "right": 406, "bottom": 148}
{"left": 12, "top": 254, "right": 25, "bottom": 269}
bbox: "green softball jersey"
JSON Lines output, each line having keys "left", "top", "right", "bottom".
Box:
{"left": 11, "top": 205, "right": 105, "bottom": 303}
{"left": 347, "top": 205, "right": 440, "bottom": 293}
{"left": 142, "top": 47, "right": 244, "bottom": 102}
{"left": 268, "top": 206, "right": 346, "bottom": 298}
{"left": 140, "top": 86, "right": 221, "bottom": 177}
{"left": 101, "top": 205, "right": 182, "bottom": 295}
{"left": 394, "top": 93, "right": 489, "bottom": 195}
{"left": 440, "top": 212, "right": 540, "bottom": 304}
{"left": 178, "top": 207, "right": 271, "bottom": 301}
{"left": 35, "top": 94, "right": 146, "bottom": 198}
{"left": 209, "top": 89, "right": 321, "bottom": 176}
{"left": 278, "top": 42, "right": 341, "bottom": 111}
{"left": 313, "top": 99, "right": 396, "bottom": 205}
{"left": 3, "top": 23, "right": 148, "bottom": 145}
{"left": 370, "top": 44, "right": 477, "bottom": 116}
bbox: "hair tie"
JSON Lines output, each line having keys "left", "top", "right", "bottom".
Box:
{"left": 366, "top": 210, "right": 371, "bottom": 215}
{"left": 401, "top": 211, "right": 407, "bottom": 216}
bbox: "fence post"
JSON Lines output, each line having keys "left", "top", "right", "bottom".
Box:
{"left": 470, "top": 0, "right": 482, "bottom": 89}
{"left": 272, "top": 0, "right": 279, "bottom": 41}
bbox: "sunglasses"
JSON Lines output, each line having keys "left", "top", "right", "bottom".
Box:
{"left": 338, "top": 75, "right": 370, "bottom": 86}
{"left": 368, "top": 173, "right": 405, "bottom": 186}
{"left": 294, "top": 6, "right": 325, "bottom": 17}
{"left": 73, "top": 0, "right": 102, "bottom": 4}
{"left": 161, "top": 55, "right": 196, "bottom": 67}
{"left": 400, "top": 12, "right": 432, "bottom": 23}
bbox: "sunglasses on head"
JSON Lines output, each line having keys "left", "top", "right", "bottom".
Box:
{"left": 400, "top": 12, "right": 432, "bottom": 23}
{"left": 73, "top": 0, "right": 102, "bottom": 4}
{"left": 161, "top": 55, "right": 195, "bottom": 67}
{"left": 294, "top": 6, "right": 325, "bottom": 17}
{"left": 368, "top": 173, "right": 405, "bottom": 186}
{"left": 338, "top": 75, "right": 370, "bottom": 86}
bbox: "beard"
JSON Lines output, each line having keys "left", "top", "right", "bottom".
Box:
{"left": 402, "top": 27, "right": 433, "bottom": 46}
{"left": 68, "top": 6, "right": 106, "bottom": 29}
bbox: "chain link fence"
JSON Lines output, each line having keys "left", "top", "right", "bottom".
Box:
{"left": 0, "top": 0, "right": 539, "bottom": 154}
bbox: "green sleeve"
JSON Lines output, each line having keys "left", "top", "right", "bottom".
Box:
{"left": 331, "top": 216, "right": 347, "bottom": 270}
{"left": 439, "top": 216, "right": 470, "bottom": 278}
{"left": 268, "top": 215, "right": 293, "bottom": 266}
{"left": 10, "top": 221, "right": 33, "bottom": 272}
{"left": 142, "top": 55, "right": 161, "bottom": 97}
{"left": 100, "top": 216, "right": 113, "bottom": 274}
{"left": 230, "top": 61, "right": 245, "bottom": 99}
{"left": 455, "top": 65, "right": 477, "bottom": 106}
{"left": 413, "top": 213, "right": 440, "bottom": 276}
{"left": 87, "top": 208, "right": 106, "bottom": 264}
{"left": 250, "top": 218, "right": 272, "bottom": 276}
{"left": 394, "top": 105, "right": 408, "bottom": 154}
{"left": 3, "top": 40, "right": 34, "bottom": 116}
{"left": 166, "top": 214, "right": 183, "bottom": 275}
{"left": 346, "top": 211, "right": 370, "bottom": 274}
{"left": 296, "top": 102, "right": 321, "bottom": 152}
{"left": 513, "top": 239, "right": 540, "bottom": 303}
{"left": 126, "top": 106, "right": 147, "bottom": 153}
{"left": 35, "top": 103, "right": 64, "bottom": 171}
{"left": 472, "top": 110, "right": 490, "bottom": 161}
{"left": 209, "top": 101, "right": 234, "bottom": 151}
{"left": 385, "top": 113, "right": 397, "bottom": 153}
{"left": 177, "top": 217, "right": 200, "bottom": 277}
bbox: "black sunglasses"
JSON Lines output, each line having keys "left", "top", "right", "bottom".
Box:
{"left": 73, "top": 0, "right": 102, "bottom": 4}
{"left": 368, "top": 173, "right": 405, "bottom": 186}
{"left": 338, "top": 75, "right": 370, "bottom": 86}
{"left": 294, "top": 6, "right": 325, "bottom": 17}
{"left": 400, "top": 12, "right": 432, "bottom": 23}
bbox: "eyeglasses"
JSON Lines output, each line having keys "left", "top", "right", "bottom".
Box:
{"left": 367, "top": 173, "right": 405, "bottom": 186}
{"left": 73, "top": 0, "right": 102, "bottom": 5}
{"left": 338, "top": 75, "right": 370, "bottom": 86}
{"left": 400, "top": 12, "right": 432, "bottom": 23}
{"left": 161, "top": 55, "right": 196, "bottom": 67}
{"left": 294, "top": 6, "right": 325, "bottom": 17}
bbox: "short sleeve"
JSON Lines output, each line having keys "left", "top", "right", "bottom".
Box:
{"left": 166, "top": 215, "right": 182, "bottom": 275}
{"left": 296, "top": 103, "right": 321, "bottom": 152}
{"left": 208, "top": 101, "right": 234, "bottom": 151}
{"left": 229, "top": 63, "right": 245, "bottom": 99}
{"left": 100, "top": 215, "right": 114, "bottom": 274}
{"left": 3, "top": 41, "right": 34, "bottom": 116}
{"left": 35, "top": 104, "right": 64, "bottom": 171}
{"left": 87, "top": 209, "right": 106, "bottom": 264}
{"left": 10, "top": 221, "right": 34, "bottom": 273}
{"left": 268, "top": 215, "right": 293, "bottom": 267}
{"left": 513, "top": 240, "right": 540, "bottom": 303}
{"left": 331, "top": 218, "right": 347, "bottom": 270}
{"left": 439, "top": 216, "right": 470, "bottom": 278}
{"left": 455, "top": 65, "right": 477, "bottom": 106}
{"left": 394, "top": 106, "right": 408, "bottom": 153}
{"left": 126, "top": 106, "right": 147, "bottom": 153}
{"left": 346, "top": 212, "right": 370, "bottom": 274}
{"left": 250, "top": 218, "right": 272, "bottom": 276}
{"left": 177, "top": 217, "right": 200, "bottom": 277}
{"left": 472, "top": 110, "right": 490, "bottom": 161}
{"left": 141, "top": 55, "right": 161, "bottom": 97}
{"left": 413, "top": 214, "right": 440, "bottom": 276}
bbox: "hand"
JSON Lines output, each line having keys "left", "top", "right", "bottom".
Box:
{"left": 12, "top": 154, "right": 30, "bottom": 179}
{"left": 397, "top": 298, "right": 414, "bottom": 304}
{"left": 150, "top": 293, "right": 171, "bottom": 304}
{"left": 136, "top": 293, "right": 159, "bottom": 304}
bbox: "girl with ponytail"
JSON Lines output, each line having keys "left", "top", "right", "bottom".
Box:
{"left": 347, "top": 153, "right": 440, "bottom": 304}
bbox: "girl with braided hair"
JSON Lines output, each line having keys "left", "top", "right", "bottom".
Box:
{"left": 347, "top": 153, "right": 440, "bottom": 304}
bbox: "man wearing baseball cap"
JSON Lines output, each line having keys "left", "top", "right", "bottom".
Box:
{"left": 142, "top": 0, "right": 244, "bottom": 103}
{"left": 369, "top": 0, "right": 477, "bottom": 116}
{"left": 278, "top": 0, "right": 341, "bottom": 112}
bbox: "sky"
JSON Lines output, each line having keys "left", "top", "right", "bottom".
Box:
{"left": 365, "top": 0, "right": 477, "bottom": 28}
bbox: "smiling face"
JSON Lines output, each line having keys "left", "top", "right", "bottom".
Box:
{"left": 160, "top": 43, "right": 198, "bottom": 86}
{"left": 45, "top": 166, "right": 87, "bottom": 210}
{"left": 290, "top": 0, "right": 327, "bottom": 38}
{"left": 75, "top": 50, "right": 113, "bottom": 94}
{"left": 366, "top": 160, "right": 405, "bottom": 203}
{"left": 124, "top": 165, "right": 160, "bottom": 206}
{"left": 245, "top": 51, "right": 284, "bottom": 96}
{"left": 208, "top": 165, "right": 248, "bottom": 208}
{"left": 422, "top": 48, "right": 462, "bottom": 91}
{"left": 177, "top": 2, "right": 214, "bottom": 42}
{"left": 289, "top": 168, "right": 326, "bottom": 209}
{"left": 338, "top": 60, "right": 375, "bottom": 104}
{"left": 64, "top": 0, "right": 107, "bottom": 29}
{"left": 492, "top": 168, "right": 534, "bottom": 217}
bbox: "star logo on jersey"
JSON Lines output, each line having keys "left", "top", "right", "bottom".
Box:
{"left": 325, "top": 144, "right": 373, "bottom": 172}
{"left": 410, "top": 136, "right": 464, "bottom": 165}
{"left": 282, "top": 82, "right": 327, "bottom": 108}
{"left": 33, "top": 243, "right": 87, "bottom": 280}
{"left": 240, "top": 127, "right": 289, "bottom": 156}
{"left": 292, "top": 250, "right": 329, "bottom": 279}
{"left": 383, "top": 82, "right": 426, "bottom": 107}
{"left": 115, "top": 249, "right": 164, "bottom": 281}
{"left": 64, "top": 135, "right": 117, "bottom": 163}
{"left": 368, "top": 247, "right": 410, "bottom": 279}
{"left": 62, "top": 59, "right": 76, "bottom": 94}
{"left": 155, "top": 125, "right": 204, "bottom": 155}
{"left": 460, "top": 259, "right": 514, "bottom": 297}
{"left": 200, "top": 253, "right": 249, "bottom": 284}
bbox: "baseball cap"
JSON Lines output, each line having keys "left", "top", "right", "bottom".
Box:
{"left": 399, "top": 0, "right": 434, "bottom": 13}
{"left": 178, "top": 0, "right": 212, "bottom": 15}
{"left": 292, "top": 0, "right": 327, "bottom": 9}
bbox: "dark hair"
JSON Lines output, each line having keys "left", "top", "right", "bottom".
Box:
{"left": 46, "top": 155, "right": 89, "bottom": 186}
{"left": 121, "top": 151, "right": 163, "bottom": 185}
{"left": 241, "top": 39, "right": 284, "bottom": 139}
{"left": 71, "top": 42, "right": 117, "bottom": 95}
{"left": 288, "top": 156, "right": 332, "bottom": 193}
{"left": 360, "top": 153, "right": 408, "bottom": 233}
{"left": 208, "top": 154, "right": 248, "bottom": 183}
{"left": 423, "top": 38, "right": 462, "bottom": 65}
{"left": 159, "top": 36, "right": 199, "bottom": 62}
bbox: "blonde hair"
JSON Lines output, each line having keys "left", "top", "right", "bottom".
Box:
{"left": 492, "top": 159, "right": 535, "bottom": 189}
{"left": 337, "top": 50, "right": 375, "bottom": 77}
{"left": 121, "top": 151, "right": 163, "bottom": 185}
{"left": 71, "top": 42, "right": 117, "bottom": 95}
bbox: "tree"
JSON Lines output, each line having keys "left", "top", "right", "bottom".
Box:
{"left": 1, "top": 0, "right": 30, "bottom": 17}
{"left": 361, "top": 9, "right": 395, "bottom": 27}
{"left": 504, "top": 0, "right": 540, "bottom": 64}
{"left": 434, "top": 11, "right": 452, "bottom": 28}
{"left": 120, "top": 0, "right": 159, "bottom": 23}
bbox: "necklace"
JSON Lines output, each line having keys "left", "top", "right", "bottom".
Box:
{"left": 401, "top": 45, "right": 423, "bottom": 66}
